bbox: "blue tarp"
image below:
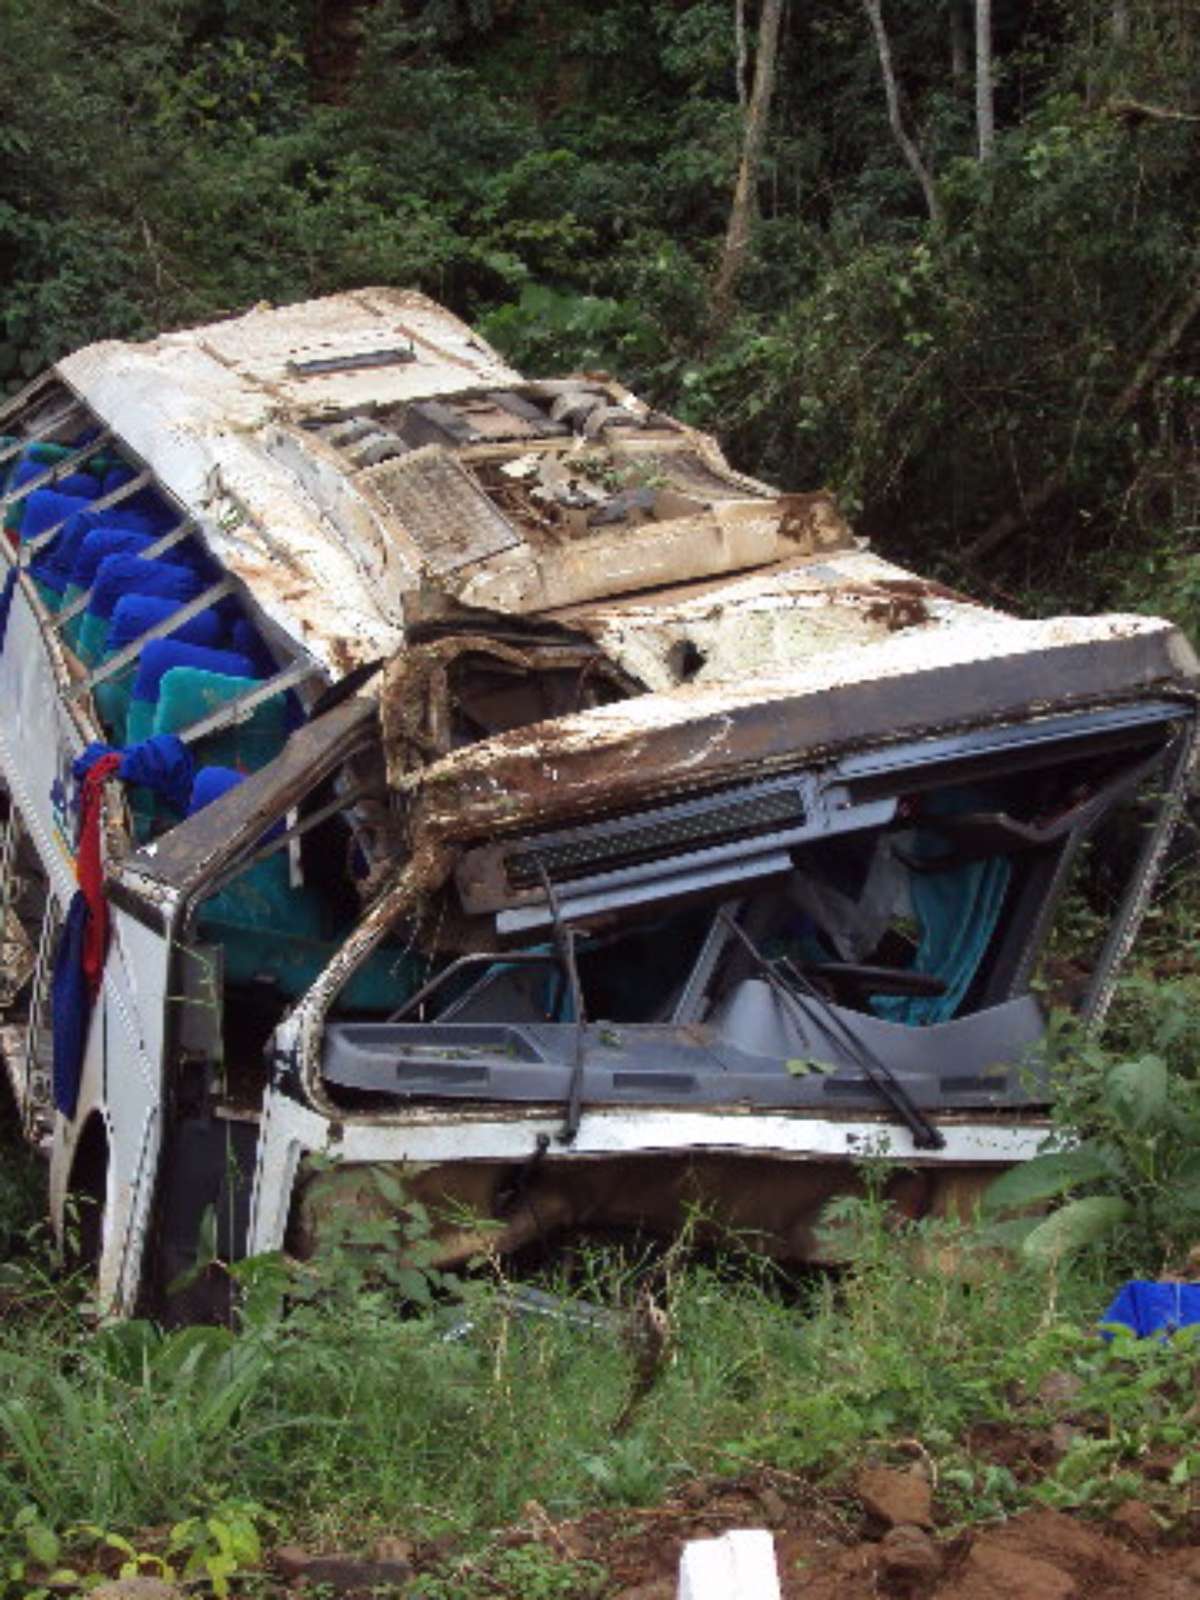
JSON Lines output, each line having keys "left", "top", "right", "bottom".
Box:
{"left": 1101, "top": 1280, "right": 1200, "bottom": 1340}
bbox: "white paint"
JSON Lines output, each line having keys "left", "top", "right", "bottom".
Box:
{"left": 246, "top": 1086, "right": 1048, "bottom": 1255}
{"left": 678, "top": 1530, "right": 781, "bottom": 1600}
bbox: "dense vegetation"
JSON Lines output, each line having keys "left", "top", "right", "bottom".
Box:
{"left": 3, "top": 1, "right": 1200, "bottom": 1587}
{"left": 2, "top": 0, "right": 1198, "bottom": 618}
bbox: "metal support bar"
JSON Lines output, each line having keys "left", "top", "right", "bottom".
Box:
{"left": 671, "top": 899, "right": 742, "bottom": 1024}
{"left": 0, "top": 402, "right": 87, "bottom": 472}
{"left": 0, "top": 430, "right": 114, "bottom": 514}
{"left": 388, "top": 951, "right": 561, "bottom": 1024}
{"left": 51, "top": 518, "right": 195, "bottom": 630}
{"left": 0, "top": 809, "right": 20, "bottom": 956}
{"left": 530, "top": 856, "right": 588, "bottom": 1145}
{"left": 23, "top": 896, "right": 60, "bottom": 1140}
{"left": 177, "top": 659, "right": 323, "bottom": 746}
{"left": 68, "top": 578, "right": 236, "bottom": 699}
{"left": 204, "top": 780, "right": 374, "bottom": 898}
{"left": 21, "top": 468, "right": 153, "bottom": 558}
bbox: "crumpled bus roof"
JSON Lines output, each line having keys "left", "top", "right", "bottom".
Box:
{"left": 55, "top": 287, "right": 1196, "bottom": 751}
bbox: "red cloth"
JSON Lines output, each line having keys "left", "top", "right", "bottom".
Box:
{"left": 76, "top": 752, "right": 122, "bottom": 997}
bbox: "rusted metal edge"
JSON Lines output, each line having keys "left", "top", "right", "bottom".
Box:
{"left": 408, "top": 629, "right": 1200, "bottom": 847}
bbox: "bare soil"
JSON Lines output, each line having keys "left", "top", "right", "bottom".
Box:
{"left": 404, "top": 1465, "right": 1200, "bottom": 1599}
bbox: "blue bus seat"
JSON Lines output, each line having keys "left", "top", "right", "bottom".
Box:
{"left": 77, "top": 555, "right": 204, "bottom": 665}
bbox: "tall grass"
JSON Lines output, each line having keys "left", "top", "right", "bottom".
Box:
{"left": 0, "top": 1206, "right": 1170, "bottom": 1553}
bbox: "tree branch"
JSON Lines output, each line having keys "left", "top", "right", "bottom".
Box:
{"left": 974, "top": 0, "right": 995, "bottom": 161}
{"left": 734, "top": 0, "right": 748, "bottom": 109}
{"left": 862, "top": 0, "right": 944, "bottom": 231}
{"left": 963, "top": 260, "right": 1200, "bottom": 563}
{"left": 1106, "top": 97, "right": 1200, "bottom": 125}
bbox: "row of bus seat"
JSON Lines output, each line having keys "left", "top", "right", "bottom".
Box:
{"left": 0, "top": 432, "right": 410, "bottom": 1006}
{"left": 1, "top": 435, "right": 288, "bottom": 795}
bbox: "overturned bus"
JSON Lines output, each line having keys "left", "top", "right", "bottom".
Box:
{"left": 0, "top": 288, "right": 1195, "bottom": 1315}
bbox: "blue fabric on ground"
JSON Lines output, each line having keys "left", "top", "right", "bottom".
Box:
{"left": 51, "top": 891, "right": 91, "bottom": 1119}
{"left": 1101, "top": 1280, "right": 1200, "bottom": 1340}
{"left": 131, "top": 641, "right": 257, "bottom": 706}
{"left": 107, "top": 595, "right": 225, "bottom": 653}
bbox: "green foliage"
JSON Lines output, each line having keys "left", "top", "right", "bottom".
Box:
{"left": 985, "top": 996, "right": 1200, "bottom": 1268}
{"left": 165, "top": 1500, "right": 266, "bottom": 1598}
{"left": 6, "top": 1167, "right": 1200, "bottom": 1570}
{"left": 414, "top": 1543, "right": 607, "bottom": 1600}
{"left": 0, "top": 0, "right": 1196, "bottom": 620}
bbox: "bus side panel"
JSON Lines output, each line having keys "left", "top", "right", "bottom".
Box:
{"left": 46, "top": 901, "right": 171, "bottom": 1316}
{"left": 0, "top": 584, "right": 172, "bottom": 1313}
{"left": 105, "top": 908, "right": 171, "bottom": 1311}
{"left": 0, "top": 586, "right": 81, "bottom": 903}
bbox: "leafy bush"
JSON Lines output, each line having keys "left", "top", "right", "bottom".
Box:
{"left": 984, "top": 997, "right": 1200, "bottom": 1270}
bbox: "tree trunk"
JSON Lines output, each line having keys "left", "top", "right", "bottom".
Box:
{"left": 711, "top": 0, "right": 785, "bottom": 320}
{"left": 975, "top": 0, "right": 995, "bottom": 161}
{"left": 950, "top": 1, "right": 968, "bottom": 90}
{"left": 1112, "top": 0, "right": 1130, "bottom": 46}
{"left": 307, "top": 0, "right": 377, "bottom": 103}
{"left": 735, "top": 0, "right": 748, "bottom": 108}
{"left": 862, "top": 0, "right": 945, "bottom": 230}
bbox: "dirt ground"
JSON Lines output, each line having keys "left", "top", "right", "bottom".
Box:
{"left": 455, "top": 1466, "right": 1200, "bottom": 1599}
{"left": 258, "top": 1458, "right": 1200, "bottom": 1599}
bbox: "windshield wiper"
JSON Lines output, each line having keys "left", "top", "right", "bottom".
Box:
{"left": 718, "top": 911, "right": 945, "bottom": 1151}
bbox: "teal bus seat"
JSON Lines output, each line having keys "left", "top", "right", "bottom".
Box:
{"left": 188, "top": 768, "right": 418, "bottom": 1009}
{"left": 154, "top": 668, "right": 285, "bottom": 773}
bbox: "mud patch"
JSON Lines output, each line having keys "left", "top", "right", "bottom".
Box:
{"left": 360, "top": 1474, "right": 1200, "bottom": 1599}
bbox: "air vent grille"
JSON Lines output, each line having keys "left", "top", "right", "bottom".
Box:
{"left": 506, "top": 784, "right": 807, "bottom": 889}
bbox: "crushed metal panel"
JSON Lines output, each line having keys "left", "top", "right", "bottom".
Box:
{"left": 195, "top": 287, "right": 520, "bottom": 413}
{"left": 452, "top": 494, "right": 858, "bottom": 616}
{"left": 360, "top": 446, "right": 522, "bottom": 577}
{"left": 397, "top": 616, "right": 1194, "bottom": 832}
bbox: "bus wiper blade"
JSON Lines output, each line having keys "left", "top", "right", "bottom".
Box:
{"left": 718, "top": 912, "right": 945, "bottom": 1151}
